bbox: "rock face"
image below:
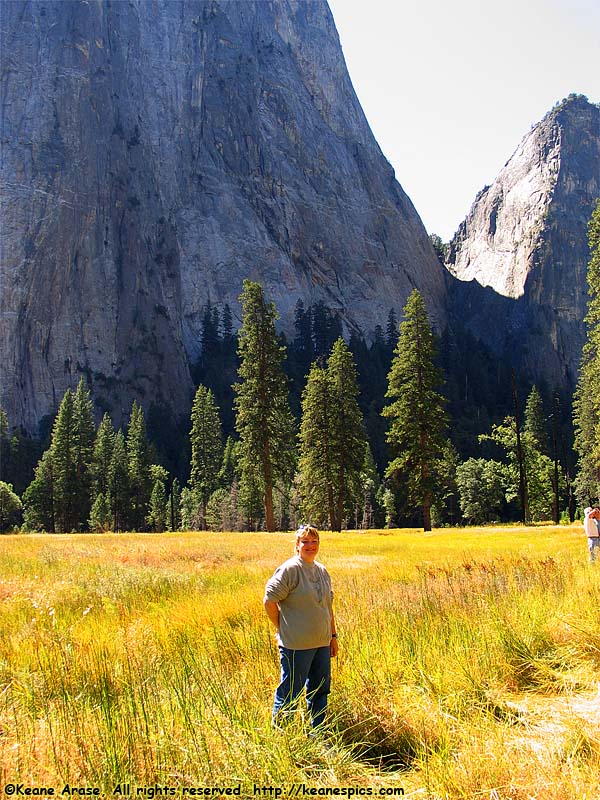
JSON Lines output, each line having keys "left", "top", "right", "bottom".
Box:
{"left": 0, "top": 0, "right": 446, "bottom": 432}
{"left": 447, "top": 95, "right": 600, "bottom": 389}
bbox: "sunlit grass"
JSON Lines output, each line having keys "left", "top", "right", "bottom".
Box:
{"left": 0, "top": 526, "right": 599, "bottom": 797}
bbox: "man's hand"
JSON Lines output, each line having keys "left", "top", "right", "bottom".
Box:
{"left": 330, "top": 636, "right": 339, "bottom": 658}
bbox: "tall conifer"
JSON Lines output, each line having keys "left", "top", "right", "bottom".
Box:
{"left": 325, "top": 338, "right": 366, "bottom": 530}
{"left": 127, "top": 401, "right": 152, "bottom": 530}
{"left": 298, "top": 338, "right": 366, "bottom": 531}
{"left": 147, "top": 464, "right": 169, "bottom": 532}
{"left": 386, "top": 308, "right": 399, "bottom": 350}
{"left": 524, "top": 386, "right": 548, "bottom": 455}
{"left": 50, "top": 389, "right": 79, "bottom": 532}
{"left": 73, "top": 378, "right": 96, "bottom": 526}
{"left": 382, "top": 289, "right": 448, "bottom": 531}
{"left": 574, "top": 199, "right": 600, "bottom": 503}
{"left": 189, "top": 384, "right": 223, "bottom": 527}
{"left": 222, "top": 304, "right": 234, "bottom": 341}
{"left": 22, "top": 450, "right": 55, "bottom": 532}
{"left": 168, "top": 477, "right": 182, "bottom": 532}
{"left": 108, "top": 430, "right": 130, "bottom": 532}
{"left": 0, "top": 408, "right": 9, "bottom": 482}
{"left": 218, "top": 436, "right": 238, "bottom": 488}
{"left": 234, "top": 280, "right": 295, "bottom": 531}
{"left": 92, "top": 413, "right": 116, "bottom": 497}
{"left": 88, "top": 413, "right": 115, "bottom": 531}
{"left": 298, "top": 363, "right": 333, "bottom": 528}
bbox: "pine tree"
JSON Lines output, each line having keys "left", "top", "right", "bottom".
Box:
{"left": 92, "top": 413, "right": 116, "bottom": 498}
{"left": 23, "top": 449, "right": 55, "bottom": 532}
{"left": 201, "top": 303, "right": 220, "bottom": 361}
{"left": 147, "top": 464, "right": 168, "bottom": 532}
{"left": 189, "top": 385, "right": 223, "bottom": 527}
{"left": 218, "top": 435, "right": 238, "bottom": 488}
{"left": 574, "top": 199, "right": 600, "bottom": 503}
{"left": 429, "top": 233, "right": 448, "bottom": 264}
{"left": 311, "top": 301, "right": 343, "bottom": 358}
{"left": 127, "top": 402, "right": 152, "bottom": 530}
{"left": 524, "top": 386, "right": 548, "bottom": 454}
{"left": 41, "top": 382, "right": 97, "bottom": 532}
{"left": 298, "top": 363, "right": 333, "bottom": 528}
{"left": 179, "top": 486, "right": 197, "bottom": 531}
{"left": 73, "top": 378, "right": 96, "bottom": 527}
{"left": 222, "top": 303, "right": 234, "bottom": 341}
{"left": 50, "top": 389, "right": 79, "bottom": 532}
{"left": 108, "top": 430, "right": 130, "bottom": 532}
{"left": 326, "top": 338, "right": 367, "bottom": 530}
{"left": 382, "top": 289, "right": 448, "bottom": 531}
{"left": 0, "top": 408, "right": 9, "bottom": 482}
{"left": 6, "top": 427, "right": 43, "bottom": 496}
{"left": 89, "top": 414, "right": 116, "bottom": 531}
{"left": 237, "top": 467, "right": 264, "bottom": 530}
{"left": 293, "top": 299, "right": 314, "bottom": 363}
{"left": 167, "top": 477, "right": 182, "bottom": 532}
{"left": 0, "top": 481, "right": 23, "bottom": 531}
{"left": 89, "top": 492, "right": 111, "bottom": 532}
{"left": 298, "top": 339, "right": 366, "bottom": 532}
{"left": 205, "top": 487, "right": 233, "bottom": 532}
{"left": 234, "top": 280, "right": 295, "bottom": 531}
{"left": 386, "top": 308, "right": 399, "bottom": 350}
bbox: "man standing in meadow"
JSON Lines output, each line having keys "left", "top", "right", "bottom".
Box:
{"left": 583, "top": 507, "right": 600, "bottom": 562}
{"left": 263, "top": 525, "right": 338, "bottom": 728}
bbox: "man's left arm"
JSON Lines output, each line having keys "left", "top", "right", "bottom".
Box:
{"left": 330, "top": 608, "right": 338, "bottom": 657}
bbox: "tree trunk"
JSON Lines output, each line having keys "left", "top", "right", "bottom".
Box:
{"left": 335, "top": 493, "right": 344, "bottom": 533}
{"left": 264, "top": 482, "right": 275, "bottom": 531}
{"left": 423, "top": 501, "right": 432, "bottom": 532}
{"left": 327, "top": 484, "right": 339, "bottom": 532}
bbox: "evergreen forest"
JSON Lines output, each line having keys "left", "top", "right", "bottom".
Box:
{"left": 1, "top": 201, "right": 599, "bottom": 534}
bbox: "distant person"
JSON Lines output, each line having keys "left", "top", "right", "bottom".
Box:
{"left": 583, "top": 506, "right": 600, "bottom": 563}
{"left": 263, "top": 525, "right": 338, "bottom": 728}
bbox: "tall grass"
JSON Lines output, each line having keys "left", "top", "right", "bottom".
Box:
{"left": 0, "top": 527, "right": 599, "bottom": 798}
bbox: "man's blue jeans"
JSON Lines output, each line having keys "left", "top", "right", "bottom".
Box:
{"left": 588, "top": 537, "right": 600, "bottom": 563}
{"left": 272, "top": 645, "right": 331, "bottom": 728}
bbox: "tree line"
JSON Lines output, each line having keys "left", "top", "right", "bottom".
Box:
{"left": 1, "top": 199, "right": 599, "bottom": 533}
{"left": 0, "top": 284, "right": 446, "bottom": 533}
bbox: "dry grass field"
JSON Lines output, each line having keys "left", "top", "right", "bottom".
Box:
{"left": 0, "top": 525, "right": 599, "bottom": 799}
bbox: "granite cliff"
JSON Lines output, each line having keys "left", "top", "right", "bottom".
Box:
{"left": 447, "top": 95, "right": 600, "bottom": 390}
{"left": 0, "top": 0, "right": 446, "bottom": 432}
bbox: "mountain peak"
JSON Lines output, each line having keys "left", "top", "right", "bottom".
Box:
{"left": 548, "top": 93, "right": 598, "bottom": 119}
{"left": 448, "top": 94, "right": 600, "bottom": 388}
{"left": 447, "top": 94, "right": 600, "bottom": 299}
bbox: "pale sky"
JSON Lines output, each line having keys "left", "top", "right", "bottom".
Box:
{"left": 327, "top": 0, "right": 600, "bottom": 241}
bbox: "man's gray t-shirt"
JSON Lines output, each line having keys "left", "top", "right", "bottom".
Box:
{"left": 264, "top": 555, "right": 333, "bottom": 650}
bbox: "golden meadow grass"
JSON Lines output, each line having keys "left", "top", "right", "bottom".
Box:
{"left": 0, "top": 525, "right": 599, "bottom": 799}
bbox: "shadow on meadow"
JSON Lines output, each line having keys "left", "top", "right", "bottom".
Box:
{"left": 331, "top": 704, "right": 423, "bottom": 770}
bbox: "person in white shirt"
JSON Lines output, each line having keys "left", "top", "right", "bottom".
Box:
{"left": 583, "top": 506, "right": 600, "bottom": 563}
